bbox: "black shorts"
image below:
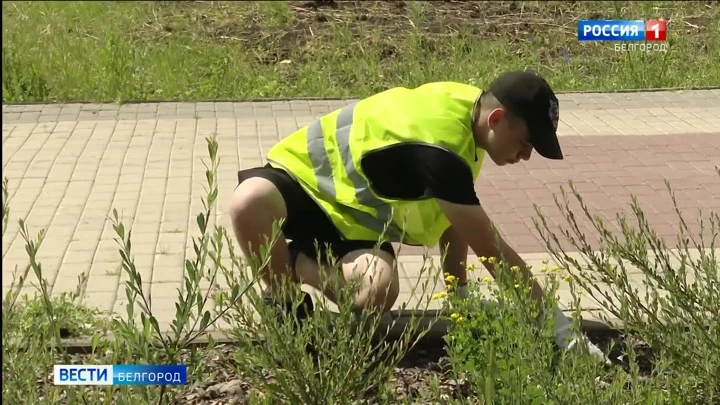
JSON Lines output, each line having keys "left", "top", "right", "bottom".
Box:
{"left": 237, "top": 164, "right": 395, "bottom": 264}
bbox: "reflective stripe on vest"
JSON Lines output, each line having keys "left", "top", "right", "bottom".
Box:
{"left": 305, "top": 102, "right": 405, "bottom": 241}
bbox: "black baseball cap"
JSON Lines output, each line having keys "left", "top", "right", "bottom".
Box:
{"left": 486, "top": 71, "right": 563, "bottom": 160}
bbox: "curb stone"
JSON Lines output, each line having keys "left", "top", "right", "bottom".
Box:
{"left": 54, "top": 310, "right": 617, "bottom": 354}
{"left": 3, "top": 86, "right": 720, "bottom": 106}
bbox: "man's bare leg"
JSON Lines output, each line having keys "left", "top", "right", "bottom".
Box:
{"left": 229, "top": 177, "right": 398, "bottom": 317}
{"left": 229, "top": 177, "right": 296, "bottom": 295}
{"left": 296, "top": 248, "right": 399, "bottom": 367}
{"left": 295, "top": 248, "right": 399, "bottom": 313}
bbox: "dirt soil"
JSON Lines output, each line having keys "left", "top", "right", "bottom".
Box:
{"left": 181, "top": 343, "right": 461, "bottom": 404}
{"left": 146, "top": 0, "right": 717, "bottom": 65}
{"left": 172, "top": 331, "right": 647, "bottom": 404}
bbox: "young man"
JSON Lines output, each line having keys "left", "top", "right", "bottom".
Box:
{"left": 229, "top": 71, "right": 608, "bottom": 362}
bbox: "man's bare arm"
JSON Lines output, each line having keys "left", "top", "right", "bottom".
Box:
{"left": 436, "top": 199, "right": 612, "bottom": 362}
{"left": 439, "top": 226, "right": 469, "bottom": 288}
{"left": 437, "top": 199, "right": 544, "bottom": 302}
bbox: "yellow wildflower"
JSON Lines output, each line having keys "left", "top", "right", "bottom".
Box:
{"left": 563, "top": 275, "right": 575, "bottom": 283}
{"left": 479, "top": 256, "right": 487, "bottom": 263}
{"left": 445, "top": 274, "right": 456, "bottom": 283}
{"left": 432, "top": 291, "right": 447, "bottom": 300}
{"left": 482, "top": 277, "right": 492, "bottom": 284}
{"left": 450, "top": 313, "right": 460, "bottom": 320}
{"left": 467, "top": 263, "right": 477, "bottom": 271}
{"left": 551, "top": 266, "right": 562, "bottom": 273}
{"left": 540, "top": 266, "right": 549, "bottom": 273}
{"left": 456, "top": 316, "right": 466, "bottom": 323}
{"left": 510, "top": 265, "right": 520, "bottom": 272}
{"left": 488, "top": 257, "right": 496, "bottom": 264}
{"left": 514, "top": 283, "right": 521, "bottom": 289}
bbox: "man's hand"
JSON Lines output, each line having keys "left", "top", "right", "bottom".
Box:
{"left": 453, "top": 282, "right": 492, "bottom": 312}
{"left": 439, "top": 226, "right": 469, "bottom": 289}
{"left": 553, "top": 307, "right": 611, "bottom": 364}
{"left": 454, "top": 280, "right": 610, "bottom": 364}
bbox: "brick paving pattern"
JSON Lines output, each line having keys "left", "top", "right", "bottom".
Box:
{"left": 2, "top": 89, "right": 719, "bottom": 331}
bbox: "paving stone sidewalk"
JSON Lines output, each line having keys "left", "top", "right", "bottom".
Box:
{"left": 2, "top": 89, "right": 719, "bottom": 332}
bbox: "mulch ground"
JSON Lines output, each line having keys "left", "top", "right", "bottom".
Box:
{"left": 43, "top": 313, "right": 655, "bottom": 402}
{"left": 174, "top": 330, "right": 647, "bottom": 403}
{"left": 145, "top": 0, "right": 717, "bottom": 65}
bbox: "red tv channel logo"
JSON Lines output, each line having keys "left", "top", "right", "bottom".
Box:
{"left": 645, "top": 20, "right": 667, "bottom": 41}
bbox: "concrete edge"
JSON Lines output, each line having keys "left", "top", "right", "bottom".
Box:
{"left": 3, "top": 118, "right": 719, "bottom": 140}
{"left": 55, "top": 309, "right": 619, "bottom": 354}
{"left": 3, "top": 86, "right": 720, "bottom": 106}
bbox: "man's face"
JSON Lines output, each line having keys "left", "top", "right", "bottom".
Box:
{"left": 484, "top": 108, "right": 534, "bottom": 166}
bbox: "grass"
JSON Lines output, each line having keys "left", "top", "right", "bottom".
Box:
{"left": 2, "top": 1, "right": 720, "bottom": 103}
{"left": 3, "top": 0, "right": 720, "bottom": 403}
{"left": 3, "top": 134, "right": 719, "bottom": 403}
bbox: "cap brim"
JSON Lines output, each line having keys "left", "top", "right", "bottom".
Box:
{"left": 531, "top": 130, "right": 564, "bottom": 160}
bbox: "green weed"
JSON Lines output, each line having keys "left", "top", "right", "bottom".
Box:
{"left": 1, "top": 135, "right": 438, "bottom": 403}
{"left": 3, "top": 137, "right": 719, "bottom": 403}
{"left": 533, "top": 170, "right": 720, "bottom": 402}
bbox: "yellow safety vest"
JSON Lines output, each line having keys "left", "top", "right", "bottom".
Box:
{"left": 267, "top": 82, "right": 485, "bottom": 247}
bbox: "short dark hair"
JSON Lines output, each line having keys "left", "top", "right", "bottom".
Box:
{"left": 479, "top": 91, "right": 523, "bottom": 125}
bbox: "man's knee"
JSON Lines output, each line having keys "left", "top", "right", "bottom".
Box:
{"left": 229, "top": 177, "right": 287, "bottom": 230}
{"left": 342, "top": 250, "right": 399, "bottom": 313}
{"left": 373, "top": 276, "right": 400, "bottom": 313}
{"left": 229, "top": 176, "right": 295, "bottom": 289}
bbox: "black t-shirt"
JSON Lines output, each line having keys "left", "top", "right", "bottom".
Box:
{"left": 360, "top": 143, "right": 480, "bottom": 205}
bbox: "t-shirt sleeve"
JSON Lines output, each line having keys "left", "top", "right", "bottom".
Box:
{"left": 360, "top": 143, "right": 481, "bottom": 205}
{"left": 412, "top": 146, "right": 481, "bottom": 205}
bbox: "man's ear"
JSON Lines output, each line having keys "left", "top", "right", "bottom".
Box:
{"left": 486, "top": 108, "right": 506, "bottom": 130}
